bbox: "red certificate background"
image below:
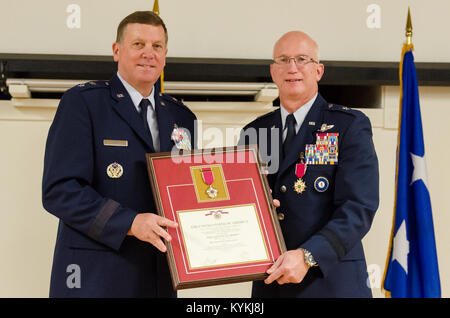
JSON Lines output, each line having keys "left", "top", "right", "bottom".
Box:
{"left": 148, "top": 148, "right": 285, "bottom": 289}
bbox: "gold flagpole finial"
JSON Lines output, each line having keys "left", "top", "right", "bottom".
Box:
{"left": 153, "top": 0, "right": 160, "bottom": 15}
{"left": 405, "top": 7, "right": 413, "bottom": 45}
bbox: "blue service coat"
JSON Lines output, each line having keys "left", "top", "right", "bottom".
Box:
{"left": 239, "top": 94, "right": 379, "bottom": 297}
{"left": 42, "top": 75, "right": 196, "bottom": 297}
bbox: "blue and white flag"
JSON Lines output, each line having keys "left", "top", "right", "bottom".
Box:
{"left": 383, "top": 43, "right": 441, "bottom": 298}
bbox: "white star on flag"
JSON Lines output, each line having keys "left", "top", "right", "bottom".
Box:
{"left": 410, "top": 153, "right": 428, "bottom": 188}
{"left": 392, "top": 220, "right": 409, "bottom": 274}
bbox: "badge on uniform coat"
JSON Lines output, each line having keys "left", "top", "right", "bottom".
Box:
{"left": 107, "top": 162, "right": 123, "bottom": 178}
{"left": 314, "top": 176, "right": 329, "bottom": 192}
{"left": 171, "top": 126, "right": 192, "bottom": 151}
{"left": 318, "top": 123, "right": 334, "bottom": 132}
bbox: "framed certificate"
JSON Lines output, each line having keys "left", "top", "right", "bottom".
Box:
{"left": 146, "top": 146, "right": 286, "bottom": 290}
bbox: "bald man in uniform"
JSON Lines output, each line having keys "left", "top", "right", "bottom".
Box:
{"left": 239, "top": 31, "right": 379, "bottom": 297}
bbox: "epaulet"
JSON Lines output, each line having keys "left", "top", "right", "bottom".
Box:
{"left": 326, "top": 103, "right": 358, "bottom": 116}
{"left": 159, "top": 92, "right": 195, "bottom": 115}
{"left": 254, "top": 109, "right": 277, "bottom": 121}
{"left": 159, "top": 92, "right": 184, "bottom": 105}
{"left": 76, "top": 80, "right": 110, "bottom": 90}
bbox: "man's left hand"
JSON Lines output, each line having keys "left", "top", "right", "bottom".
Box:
{"left": 264, "top": 249, "right": 309, "bottom": 285}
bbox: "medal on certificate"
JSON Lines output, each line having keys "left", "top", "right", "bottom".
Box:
{"left": 205, "top": 209, "right": 229, "bottom": 219}
{"left": 201, "top": 167, "right": 218, "bottom": 198}
{"left": 293, "top": 163, "right": 307, "bottom": 194}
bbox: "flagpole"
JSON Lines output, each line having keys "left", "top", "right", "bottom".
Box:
{"left": 153, "top": 0, "right": 164, "bottom": 92}
{"left": 382, "top": 7, "right": 413, "bottom": 298}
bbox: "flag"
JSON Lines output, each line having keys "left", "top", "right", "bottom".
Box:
{"left": 153, "top": 0, "right": 164, "bottom": 93}
{"left": 382, "top": 36, "right": 441, "bottom": 298}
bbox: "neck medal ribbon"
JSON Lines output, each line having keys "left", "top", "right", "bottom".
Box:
{"left": 294, "top": 163, "right": 307, "bottom": 194}
{"left": 201, "top": 167, "right": 218, "bottom": 198}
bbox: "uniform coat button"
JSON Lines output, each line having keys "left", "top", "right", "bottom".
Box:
{"left": 280, "top": 185, "right": 287, "bottom": 193}
{"left": 278, "top": 213, "right": 285, "bottom": 221}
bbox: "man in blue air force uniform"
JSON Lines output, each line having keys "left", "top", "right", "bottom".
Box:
{"left": 42, "top": 11, "right": 196, "bottom": 297}
{"left": 239, "top": 31, "right": 379, "bottom": 297}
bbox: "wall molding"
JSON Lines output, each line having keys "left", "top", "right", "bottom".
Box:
{"left": 1, "top": 54, "right": 450, "bottom": 87}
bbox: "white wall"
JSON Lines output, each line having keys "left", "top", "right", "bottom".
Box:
{"left": 0, "top": 112, "right": 58, "bottom": 297}
{"left": 1, "top": 86, "right": 449, "bottom": 298}
{"left": 1, "top": 0, "right": 450, "bottom": 62}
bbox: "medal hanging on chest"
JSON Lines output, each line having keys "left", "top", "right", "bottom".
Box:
{"left": 293, "top": 163, "right": 307, "bottom": 194}
{"left": 201, "top": 167, "right": 218, "bottom": 198}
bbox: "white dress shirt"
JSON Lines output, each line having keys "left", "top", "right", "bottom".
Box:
{"left": 280, "top": 93, "right": 318, "bottom": 142}
{"left": 117, "top": 72, "right": 160, "bottom": 151}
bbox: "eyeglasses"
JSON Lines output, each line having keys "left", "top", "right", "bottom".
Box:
{"left": 273, "top": 55, "right": 319, "bottom": 66}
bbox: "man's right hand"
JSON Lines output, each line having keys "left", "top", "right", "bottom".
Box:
{"left": 127, "top": 213, "right": 178, "bottom": 252}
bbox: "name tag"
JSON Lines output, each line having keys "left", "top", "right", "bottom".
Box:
{"left": 103, "top": 139, "right": 128, "bottom": 147}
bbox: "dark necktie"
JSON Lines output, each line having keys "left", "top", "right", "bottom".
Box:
{"left": 139, "top": 98, "right": 155, "bottom": 149}
{"left": 283, "top": 113, "right": 296, "bottom": 157}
